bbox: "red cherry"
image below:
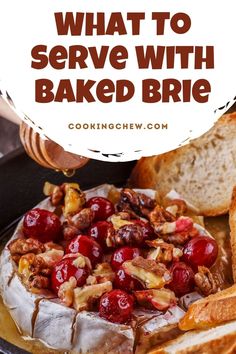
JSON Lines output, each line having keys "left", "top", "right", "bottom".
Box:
{"left": 86, "top": 197, "right": 115, "bottom": 221}
{"left": 133, "top": 219, "right": 155, "bottom": 243}
{"left": 87, "top": 221, "right": 113, "bottom": 250}
{"left": 23, "top": 208, "right": 61, "bottom": 243}
{"left": 114, "top": 267, "right": 143, "bottom": 292}
{"left": 182, "top": 236, "right": 218, "bottom": 270}
{"left": 66, "top": 235, "right": 103, "bottom": 267}
{"left": 111, "top": 246, "right": 141, "bottom": 271}
{"left": 167, "top": 262, "right": 195, "bottom": 297}
{"left": 51, "top": 256, "right": 90, "bottom": 294}
{"left": 99, "top": 289, "right": 134, "bottom": 324}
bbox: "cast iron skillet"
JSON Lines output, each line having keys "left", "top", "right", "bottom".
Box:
{"left": 0, "top": 147, "right": 136, "bottom": 354}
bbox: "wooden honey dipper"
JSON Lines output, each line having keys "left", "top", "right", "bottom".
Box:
{"left": 0, "top": 96, "right": 89, "bottom": 176}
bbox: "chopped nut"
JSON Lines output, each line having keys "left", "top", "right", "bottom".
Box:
{"left": 172, "top": 248, "right": 183, "bottom": 261}
{"left": 108, "top": 223, "right": 145, "bottom": 247}
{"left": 44, "top": 242, "right": 64, "bottom": 252}
{"left": 43, "top": 181, "right": 58, "bottom": 196}
{"left": 153, "top": 216, "right": 193, "bottom": 235}
{"left": 43, "top": 182, "right": 64, "bottom": 206}
{"left": 38, "top": 249, "right": 64, "bottom": 267}
{"left": 166, "top": 199, "right": 187, "bottom": 217}
{"left": 147, "top": 239, "right": 183, "bottom": 263}
{"left": 194, "top": 266, "right": 220, "bottom": 296}
{"left": 92, "top": 263, "right": 115, "bottom": 283}
{"left": 58, "top": 276, "right": 77, "bottom": 307}
{"left": 72, "top": 253, "right": 92, "bottom": 270}
{"left": 117, "top": 188, "right": 156, "bottom": 218}
{"left": 149, "top": 205, "right": 176, "bottom": 226}
{"left": 62, "top": 222, "right": 80, "bottom": 241}
{"left": 123, "top": 257, "right": 171, "bottom": 289}
{"left": 68, "top": 208, "right": 94, "bottom": 230}
{"left": 86, "top": 275, "right": 97, "bottom": 285}
{"left": 62, "top": 183, "right": 81, "bottom": 193}
{"left": 110, "top": 214, "right": 133, "bottom": 230}
{"left": 51, "top": 186, "right": 64, "bottom": 206}
{"left": 63, "top": 186, "right": 86, "bottom": 217}
{"left": 163, "top": 227, "right": 199, "bottom": 246}
{"left": 107, "top": 186, "right": 121, "bottom": 205}
{"left": 8, "top": 238, "right": 45, "bottom": 256}
{"left": 73, "top": 281, "right": 112, "bottom": 312}
{"left": 135, "top": 289, "right": 176, "bottom": 311}
{"left": 18, "top": 253, "right": 52, "bottom": 287}
{"left": 29, "top": 275, "right": 50, "bottom": 289}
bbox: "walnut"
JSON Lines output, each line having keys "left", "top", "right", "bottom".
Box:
{"left": 110, "top": 214, "right": 133, "bottom": 230}
{"left": 51, "top": 186, "right": 64, "bottom": 206}
{"left": 72, "top": 254, "right": 92, "bottom": 269}
{"left": 149, "top": 205, "right": 176, "bottom": 225}
{"left": 43, "top": 182, "right": 64, "bottom": 206}
{"left": 68, "top": 208, "right": 94, "bottom": 230}
{"left": 29, "top": 275, "right": 50, "bottom": 289}
{"left": 117, "top": 188, "right": 156, "bottom": 218}
{"left": 108, "top": 223, "right": 145, "bottom": 247}
{"left": 163, "top": 227, "right": 199, "bottom": 246}
{"left": 44, "top": 242, "right": 64, "bottom": 252}
{"left": 92, "top": 263, "right": 115, "bottom": 283}
{"left": 135, "top": 289, "right": 176, "bottom": 311}
{"left": 147, "top": 239, "right": 183, "bottom": 263}
{"left": 166, "top": 199, "right": 187, "bottom": 217}
{"left": 18, "top": 253, "right": 52, "bottom": 285}
{"left": 152, "top": 216, "right": 193, "bottom": 235}
{"left": 58, "top": 276, "right": 77, "bottom": 307}
{"left": 62, "top": 222, "right": 80, "bottom": 241}
{"left": 8, "top": 238, "right": 45, "bottom": 256}
{"left": 63, "top": 185, "right": 86, "bottom": 217}
{"left": 73, "top": 281, "right": 112, "bottom": 312}
{"left": 38, "top": 249, "right": 64, "bottom": 267}
{"left": 194, "top": 266, "right": 220, "bottom": 296}
{"left": 123, "top": 256, "right": 171, "bottom": 289}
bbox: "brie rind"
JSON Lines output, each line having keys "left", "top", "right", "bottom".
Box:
{"left": 73, "top": 311, "right": 134, "bottom": 354}
{"left": 0, "top": 184, "right": 187, "bottom": 353}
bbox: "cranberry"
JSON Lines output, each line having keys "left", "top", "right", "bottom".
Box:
{"left": 99, "top": 289, "right": 134, "bottom": 324}
{"left": 182, "top": 236, "right": 218, "bottom": 270}
{"left": 51, "top": 256, "right": 89, "bottom": 294}
{"left": 111, "top": 246, "right": 141, "bottom": 271}
{"left": 66, "top": 235, "right": 103, "bottom": 267}
{"left": 114, "top": 267, "right": 142, "bottom": 292}
{"left": 133, "top": 219, "right": 155, "bottom": 243}
{"left": 87, "top": 221, "right": 113, "bottom": 250}
{"left": 86, "top": 197, "right": 115, "bottom": 221}
{"left": 23, "top": 208, "right": 61, "bottom": 243}
{"left": 167, "top": 262, "right": 195, "bottom": 297}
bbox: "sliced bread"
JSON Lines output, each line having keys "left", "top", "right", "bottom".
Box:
{"left": 178, "top": 284, "right": 236, "bottom": 331}
{"left": 229, "top": 186, "right": 236, "bottom": 282}
{"left": 150, "top": 320, "right": 236, "bottom": 354}
{"left": 130, "top": 113, "right": 236, "bottom": 216}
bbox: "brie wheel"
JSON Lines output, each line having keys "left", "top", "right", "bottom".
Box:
{"left": 0, "top": 184, "right": 187, "bottom": 353}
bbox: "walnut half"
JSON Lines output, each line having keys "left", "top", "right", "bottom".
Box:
{"left": 194, "top": 266, "right": 220, "bottom": 296}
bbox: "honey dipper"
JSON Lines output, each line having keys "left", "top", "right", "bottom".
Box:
{"left": 0, "top": 96, "right": 89, "bottom": 175}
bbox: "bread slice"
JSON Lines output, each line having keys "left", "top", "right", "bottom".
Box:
{"left": 130, "top": 113, "right": 236, "bottom": 216}
{"left": 229, "top": 186, "right": 236, "bottom": 282}
{"left": 178, "top": 285, "right": 236, "bottom": 331}
{"left": 149, "top": 320, "right": 236, "bottom": 354}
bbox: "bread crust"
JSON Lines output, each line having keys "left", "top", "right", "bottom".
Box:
{"left": 229, "top": 186, "right": 236, "bottom": 283}
{"left": 130, "top": 113, "right": 236, "bottom": 216}
{"left": 151, "top": 331, "right": 236, "bottom": 354}
{"left": 178, "top": 285, "right": 236, "bottom": 331}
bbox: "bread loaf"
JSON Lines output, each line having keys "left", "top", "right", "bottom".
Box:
{"left": 130, "top": 113, "right": 236, "bottom": 216}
